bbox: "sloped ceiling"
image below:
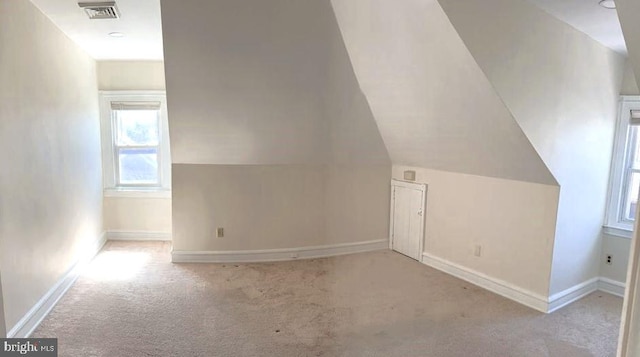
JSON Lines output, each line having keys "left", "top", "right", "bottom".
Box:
{"left": 437, "top": 0, "right": 624, "bottom": 181}
{"left": 437, "top": 0, "right": 625, "bottom": 294}
{"left": 329, "top": 0, "right": 556, "bottom": 185}
{"left": 616, "top": 0, "right": 640, "bottom": 88}
{"left": 161, "top": 0, "right": 388, "bottom": 166}
{"left": 525, "top": 0, "right": 626, "bottom": 54}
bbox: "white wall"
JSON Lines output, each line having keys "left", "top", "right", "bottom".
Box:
{"left": 392, "top": 166, "right": 559, "bottom": 296}
{"left": 330, "top": 0, "right": 554, "bottom": 185}
{"left": 162, "top": 0, "right": 390, "bottom": 252}
{"left": 103, "top": 197, "right": 171, "bottom": 234}
{"left": 97, "top": 60, "right": 172, "bottom": 236}
{"left": 172, "top": 165, "right": 390, "bottom": 251}
{"left": 601, "top": 234, "right": 631, "bottom": 284}
{"left": 97, "top": 61, "right": 166, "bottom": 91}
{"left": 438, "top": 0, "right": 625, "bottom": 295}
{"left": 0, "top": 0, "right": 102, "bottom": 331}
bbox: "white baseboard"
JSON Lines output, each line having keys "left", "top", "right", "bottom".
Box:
{"left": 598, "top": 277, "right": 626, "bottom": 297}
{"left": 172, "top": 239, "right": 388, "bottom": 263}
{"left": 421, "top": 252, "right": 628, "bottom": 314}
{"left": 421, "top": 253, "right": 549, "bottom": 313}
{"left": 106, "top": 230, "right": 172, "bottom": 241}
{"left": 547, "top": 278, "right": 599, "bottom": 313}
{"left": 7, "top": 231, "right": 107, "bottom": 338}
{"left": 547, "top": 277, "right": 626, "bottom": 312}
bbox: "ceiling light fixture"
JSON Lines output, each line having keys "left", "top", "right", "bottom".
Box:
{"left": 599, "top": 0, "right": 616, "bottom": 9}
{"left": 108, "top": 32, "right": 124, "bottom": 38}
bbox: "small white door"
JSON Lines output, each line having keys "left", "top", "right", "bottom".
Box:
{"left": 390, "top": 180, "right": 426, "bottom": 260}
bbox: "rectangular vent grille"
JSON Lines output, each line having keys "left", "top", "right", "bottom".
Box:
{"left": 78, "top": 2, "right": 120, "bottom": 19}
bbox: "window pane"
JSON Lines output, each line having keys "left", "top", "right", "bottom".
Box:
{"left": 115, "top": 109, "right": 159, "bottom": 146}
{"left": 629, "top": 126, "right": 640, "bottom": 170}
{"left": 624, "top": 171, "right": 640, "bottom": 221}
{"left": 118, "top": 148, "right": 159, "bottom": 185}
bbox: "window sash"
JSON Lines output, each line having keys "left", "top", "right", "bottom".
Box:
{"left": 113, "top": 109, "right": 160, "bottom": 147}
{"left": 621, "top": 123, "right": 640, "bottom": 222}
{"left": 114, "top": 146, "right": 161, "bottom": 187}
{"left": 111, "top": 105, "right": 163, "bottom": 188}
{"left": 621, "top": 168, "right": 640, "bottom": 222}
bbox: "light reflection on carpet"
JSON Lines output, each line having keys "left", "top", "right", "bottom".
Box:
{"left": 83, "top": 251, "right": 150, "bottom": 281}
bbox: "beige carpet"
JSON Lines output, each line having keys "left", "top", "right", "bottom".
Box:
{"left": 34, "top": 241, "right": 622, "bottom": 357}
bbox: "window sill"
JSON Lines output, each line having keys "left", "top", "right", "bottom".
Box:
{"left": 603, "top": 225, "right": 633, "bottom": 239}
{"left": 104, "top": 188, "right": 171, "bottom": 199}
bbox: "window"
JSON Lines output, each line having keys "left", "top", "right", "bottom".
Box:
{"left": 99, "top": 91, "right": 171, "bottom": 197}
{"left": 605, "top": 96, "right": 640, "bottom": 237}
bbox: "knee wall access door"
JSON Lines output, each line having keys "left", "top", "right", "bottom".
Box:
{"left": 390, "top": 179, "right": 426, "bottom": 261}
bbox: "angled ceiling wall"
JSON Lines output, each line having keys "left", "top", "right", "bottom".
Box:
{"left": 616, "top": 0, "right": 640, "bottom": 89}
{"left": 163, "top": 0, "right": 329, "bottom": 165}
{"left": 329, "top": 0, "right": 555, "bottom": 185}
{"left": 437, "top": 0, "right": 625, "bottom": 294}
{"left": 162, "top": 0, "right": 388, "bottom": 166}
{"left": 161, "top": 0, "right": 390, "bottom": 252}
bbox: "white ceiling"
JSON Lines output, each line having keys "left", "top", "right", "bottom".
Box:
{"left": 526, "top": 0, "right": 627, "bottom": 54}
{"left": 30, "top": 0, "right": 164, "bottom": 60}
{"left": 29, "top": 0, "right": 626, "bottom": 60}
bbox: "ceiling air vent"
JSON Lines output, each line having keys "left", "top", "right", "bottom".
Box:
{"left": 78, "top": 1, "right": 120, "bottom": 19}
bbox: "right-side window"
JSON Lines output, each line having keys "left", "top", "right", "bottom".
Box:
{"left": 622, "top": 124, "right": 640, "bottom": 222}
{"left": 606, "top": 96, "right": 640, "bottom": 235}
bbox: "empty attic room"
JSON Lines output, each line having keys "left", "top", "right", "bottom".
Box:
{"left": 3, "top": 0, "right": 640, "bottom": 356}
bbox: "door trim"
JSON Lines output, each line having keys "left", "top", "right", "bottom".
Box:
{"left": 389, "top": 179, "right": 427, "bottom": 260}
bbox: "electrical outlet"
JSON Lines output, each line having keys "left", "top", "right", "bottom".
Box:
{"left": 474, "top": 245, "right": 482, "bottom": 257}
{"left": 606, "top": 254, "right": 612, "bottom": 265}
{"left": 216, "top": 227, "right": 224, "bottom": 238}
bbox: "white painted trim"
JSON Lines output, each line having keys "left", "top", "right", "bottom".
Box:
{"left": 604, "top": 96, "right": 640, "bottom": 231}
{"left": 421, "top": 252, "right": 627, "bottom": 314}
{"left": 106, "top": 230, "right": 172, "bottom": 241}
{"left": 603, "top": 226, "right": 633, "bottom": 239}
{"left": 171, "top": 239, "right": 388, "bottom": 263}
{"left": 599, "top": 277, "right": 626, "bottom": 297}
{"left": 390, "top": 179, "right": 426, "bottom": 191}
{"left": 99, "top": 90, "right": 166, "bottom": 96}
{"left": 421, "top": 252, "right": 549, "bottom": 313}
{"left": 104, "top": 189, "right": 171, "bottom": 198}
{"left": 547, "top": 278, "right": 599, "bottom": 313}
{"left": 99, "top": 91, "right": 171, "bottom": 192}
{"left": 7, "top": 232, "right": 107, "bottom": 338}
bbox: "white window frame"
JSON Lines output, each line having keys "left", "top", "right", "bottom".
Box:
{"left": 99, "top": 91, "right": 171, "bottom": 198}
{"left": 604, "top": 95, "right": 640, "bottom": 238}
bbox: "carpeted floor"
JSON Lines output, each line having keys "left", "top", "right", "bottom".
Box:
{"left": 34, "top": 241, "right": 622, "bottom": 357}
